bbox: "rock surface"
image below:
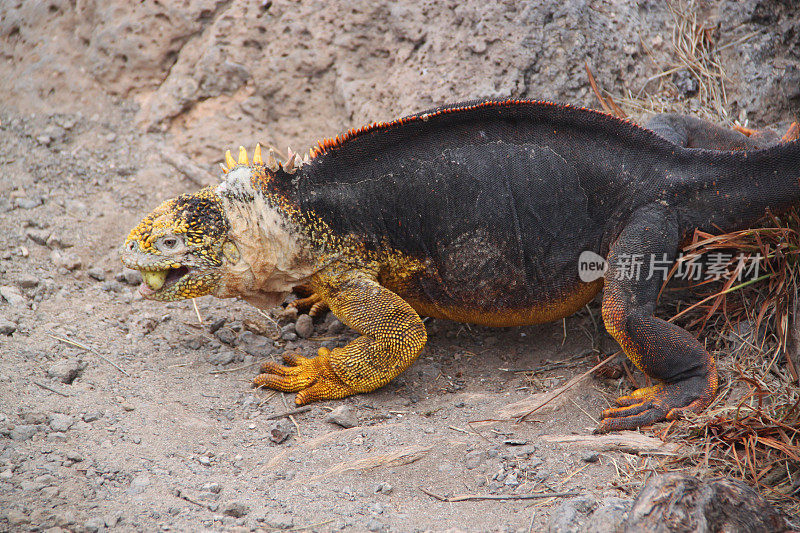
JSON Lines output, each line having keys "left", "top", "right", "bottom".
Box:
{"left": 622, "top": 474, "right": 793, "bottom": 533}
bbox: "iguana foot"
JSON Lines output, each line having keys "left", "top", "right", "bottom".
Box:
{"left": 594, "top": 377, "right": 713, "bottom": 433}
{"left": 252, "top": 349, "right": 356, "bottom": 404}
{"left": 287, "top": 293, "right": 328, "bottom": 317}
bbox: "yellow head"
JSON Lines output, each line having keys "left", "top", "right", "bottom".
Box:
{"left": 120, "top": 186, "right": 239, "bottom": 300}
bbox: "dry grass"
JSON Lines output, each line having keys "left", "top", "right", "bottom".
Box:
{"left": 587, "top": 0, "right": 800, "bottom": 515}
{"left": 659, "top": 218, "right": 800, "bottom": 514}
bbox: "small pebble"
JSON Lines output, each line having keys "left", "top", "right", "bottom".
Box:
{"left": 46, "top": 234, "right": 70, "bottom": 249}
{"left": 375, "top": 482, "right": 393, "bottom": 495}
{"left": 87, "top": 268, "right": 105, "bottom": 281}
{"left": 366, "top": 518, "right": 384, "bottom": 532}
{"left": 84, "top": 517, "right": 105, "bottom": 533}
{"left": 6, "top": 510, "right": 30, "bottom": 527}
{"left": 215, "top": 326, "right": 236, "bottom": 345}
{"left": 47, "top": 358, "right": 84, "bottom": 384}
{"left": 201, "top": 481, "right": 222, "bottom": 494}
{"left": 0, "top": 317, "right": 17, "bottom": 336}
{"left": 582, "top": 452, "right": 600, "bottom": 463}
{"left": 26, "top": 228, "right": 51, "bottom": 245}
{"left": 198, "top": 456, "right": 212, "bottom": 466}
{"left": 17, "top": 273, "right": 39, "bottom": 288}
{"left": 325, "top": 405, "right": 357, "bottom": 428}
{"left": 49, "top": 413, "right": 74, "bottom": 433}
{"left": 0, "top": 285, "right": 26, "bottom": 306}
{"left": 221, "top": 501, "right": 249, "bottom": 518}
{"left": 51, "top": 250, "right": 81, "bottom": 271}
{"left": 327, "top": 319, "right": 345, "bottom": 334}
{"left": 127, "top": 474, "right": 151, "bottom": 495}
{"left": 14, "top": 196, "right": 43, "bottom": 210}
{"left": 54, "top": 511, "right": 77, "bottom": 527}
{"left": 65, "top": 450, "right": 84, "bottom": 463}
{"left": 208, "top": 350, "right": 236, "bottom": 366}
{"left": 464, "top": 450, "right": 487, "bottom": 469}
{"left": 262, "top": 512, "right": 294, "bottom": 529}
{"left": 294, "top": 314, "right": 314, "bottom": 338}
{"left": 208, "top": 317, "right": 226, "bottom": 334}
{"left": 83, "top": 411, "right": 104, "bottom": 423}
{"left": 268, "top": 420, "right": 294, "bottom": 443}
{"left": 117, "top": 268, "right": 142, "bottom": 285}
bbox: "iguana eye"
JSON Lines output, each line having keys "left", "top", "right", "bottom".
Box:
{"left": 160, "top": 236, "right": 182, "bottom": 251}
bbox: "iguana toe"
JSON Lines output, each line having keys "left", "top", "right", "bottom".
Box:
{"left": 252, "top": 349, "right": 356, "bottom": 404}
{"left": 595, "top": 380, "right": 713, "bottom": 433}
{"left": 287, "top": 293, "right": 329, "bottom": 317}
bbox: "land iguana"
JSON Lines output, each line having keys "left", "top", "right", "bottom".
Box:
{"left": 120, "top": 99, "right": 800, "bottom": 433}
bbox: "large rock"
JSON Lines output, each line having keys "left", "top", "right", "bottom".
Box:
{"left": 623, "top": 474, "right": 793, "bottom": 533}
{"left": 1, "top": 1, "right": 797, "bottom": 160}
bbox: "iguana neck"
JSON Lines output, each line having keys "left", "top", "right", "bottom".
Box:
{"left": 214, "top": 182, "right": 317, "bottom": 309}
{"left": 673, "top": 140, "right": 800, "bottom": 236}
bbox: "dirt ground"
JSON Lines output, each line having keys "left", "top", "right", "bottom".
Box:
{"left": 1, "top": 1, "right": 798, "bottom": 532}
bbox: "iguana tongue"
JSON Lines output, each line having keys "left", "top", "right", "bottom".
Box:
{"left": 142, "top": 270, "right": 168, "bottom": 291}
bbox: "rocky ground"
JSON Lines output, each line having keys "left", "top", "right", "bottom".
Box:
{"left": 0, "top": 1, "right": 798, "bottom": 532}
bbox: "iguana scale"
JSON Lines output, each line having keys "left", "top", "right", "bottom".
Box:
{"left": 121, "top": 99, "right": 800, "bottom": 433}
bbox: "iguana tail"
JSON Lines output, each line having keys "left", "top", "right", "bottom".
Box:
{"left": 674, "top": 138, "right": 800, "bottom": 236}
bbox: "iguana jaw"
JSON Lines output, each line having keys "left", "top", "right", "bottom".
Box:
{"left": 120, "top": 247, "right": 223, "bottom": 301}
{"left": 138, "top": 266, "right": 191, "bottom": 297}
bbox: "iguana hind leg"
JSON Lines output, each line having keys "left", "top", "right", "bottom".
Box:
{"left": 287, "top": 284, "right": 328, "bottom": 317}
{"left": 253, "top": 268, "right": 427, "bottom": 404}
{"left": 645, "top": 113, "right": 799, "bottom": 150}
{"left": 596, "top": 204, "right": 718, "bottom": 433}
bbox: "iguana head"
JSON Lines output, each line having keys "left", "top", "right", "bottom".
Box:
{"left": 120, "top": 185, "right": 236, "bottom": 301}
{"left": 121, "top": 145, "right": 315, "bottom": 307}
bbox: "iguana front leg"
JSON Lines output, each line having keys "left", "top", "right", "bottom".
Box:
{"left": 253, "top": 267, "right": 427, "bottom": 404}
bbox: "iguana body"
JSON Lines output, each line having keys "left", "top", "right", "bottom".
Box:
{"left": 121, "top": 99, "right": 800, "bottom": 432}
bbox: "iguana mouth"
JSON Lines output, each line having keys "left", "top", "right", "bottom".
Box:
{"left": 139, "top": 266, "right": 190, "bottom": 295}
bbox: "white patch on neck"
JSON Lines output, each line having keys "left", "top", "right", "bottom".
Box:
{"left": 213, "top": 167, "right": 316, "bottom": 308}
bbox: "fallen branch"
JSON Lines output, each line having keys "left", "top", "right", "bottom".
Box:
{"left": 499, "top": 352, "right": 618, "bottom": 420}
{"left": 263, "top": 405, "right": 313, "bottom": 420}
{"left": 420, "top": 487, "right": 579, "bottom": 502}
{"left": 47, "top": 332, "right": 130, "bottom": 376}
{"left": 304, "top": 446, "right": 432, "bottom": 482}
{"left": 539, "top": 431, "right": 680, "bottom": 455}
{"left": 33, "top": 380, "right": 71, "bottom": 397}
